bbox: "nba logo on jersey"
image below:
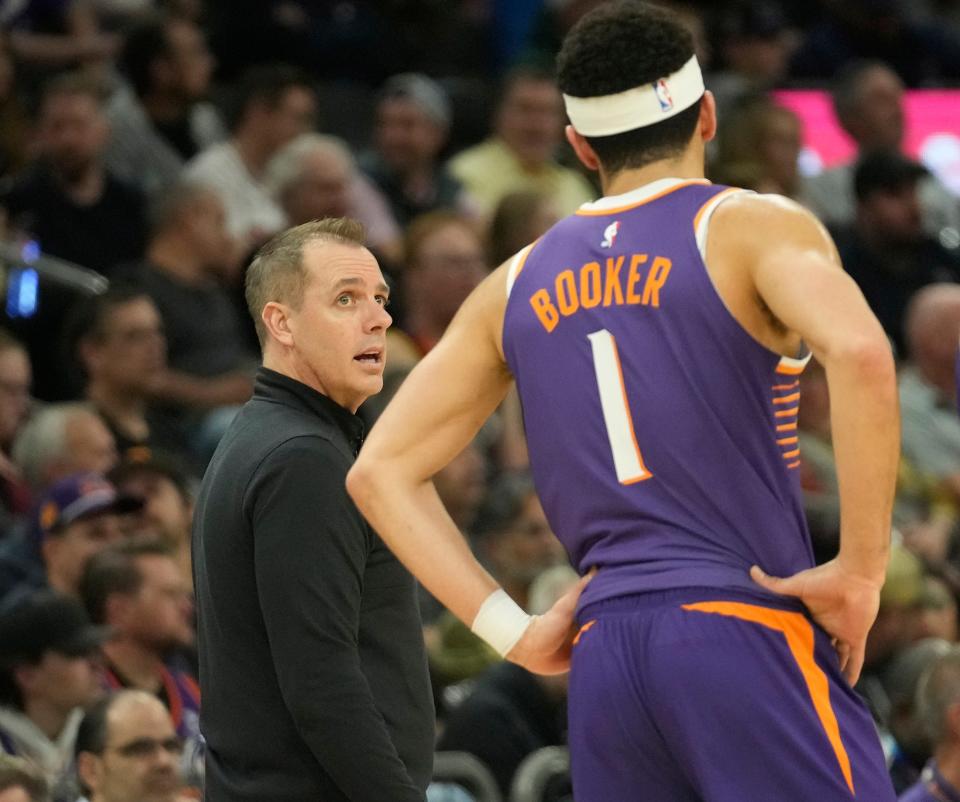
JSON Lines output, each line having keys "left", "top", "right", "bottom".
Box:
{"left": 601, "top": 221, "right": 620, "bottom": 248}
{"left": 654, "top": 79, "right": 674, "bottom": 112}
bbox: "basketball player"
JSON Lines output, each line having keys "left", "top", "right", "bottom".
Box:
{"left": 348, "top": 3, "right": 899, "bottom": 799}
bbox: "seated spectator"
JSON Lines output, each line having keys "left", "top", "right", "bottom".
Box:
{"left": 0, "top": 473, "right": 139, "bottom": 607}
{"left": 710, "top": 94, "right": 802, "bottom": 197}
{"left": 11, "top": 405, "right": 117, "bottom": 495}
{"left": 916, "top": 577, "right": 958, "bottom": 644}
{"left": 487, "top": 190, "right": 559, "bottom": 268}
{"left": 883, "top": 638, "right": 953, "bottom": 793}
{"left": 267, "top": 134, "right": 403, "bottom": 265}
{"left": 401, "top": 212, "right": 488, "bottom": 355}
{"left": 899, "top": 285, "right": 960, "bottom": 504}
{"left": 437, "top": 565, "right": 578, "bottom": 797}
{"left": 79, "top": 540, "right": 199, "bottom": 751}
{"left": 800, "top": 61, "right": 960, "bottom": 239}
{"left": 833, "top": 152, "right": 960, "bottom": 356}
{"left": 0, "top": 592, "right": 106, "bottom": 802}
{"left": 108, "top": 456, "right": 194, "bottom": 590}
{"left": 0, "top": 332, "right": 33, "bottom": 532}
{"left": 448, "top": 66, "right": 595, "bottom": 218}
{"left": 360, "top": 73, "right": 475, "bottom": 227}
{"left": 70, "top": 286, "right": 188, "bottom": 465}
{"left": 184, "top": 65, "right": 316, "bottom": 248}
{"left": 74, "top": 690, "right": 191, "bottom": 802}
{"left": 105, "top": 13, "right": 223, "bottom": 197}
{"left": 0, "top": 72, "right": 147, "bottom": 401}
{"left": 901, "top": 646, "right": 960, "bottom": 801}
{"left": 0, "top": 755, "right": 50, "bottom": 802}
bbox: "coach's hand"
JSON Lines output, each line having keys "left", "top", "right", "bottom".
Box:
{"left": 507, "top": 571, "right": 593, "bottom": 675}
{"left": 750, "top": 560, "right": 883, "bottom": 686}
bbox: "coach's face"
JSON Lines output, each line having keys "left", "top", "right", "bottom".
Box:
{"left": 289, "top": 242, "right": 391, "bottom": 412}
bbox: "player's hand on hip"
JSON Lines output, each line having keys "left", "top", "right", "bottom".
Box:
{"left": 507, "top": 571, "right": 593, "bottom": 675}
{"left": 750, "top": 560, "right": 882, "bottom": 686}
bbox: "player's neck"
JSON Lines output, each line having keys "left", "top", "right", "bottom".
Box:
{"left": 601, "top": 151, "right": 705, "bottom": 198}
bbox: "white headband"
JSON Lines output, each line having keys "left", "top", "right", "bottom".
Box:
{"left": 563, "top": 56, "right": 705, "bottom": 137}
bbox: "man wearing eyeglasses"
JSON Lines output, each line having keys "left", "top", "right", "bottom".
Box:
{"left": 74, "top": 690, "right": 194, "bottom": 802}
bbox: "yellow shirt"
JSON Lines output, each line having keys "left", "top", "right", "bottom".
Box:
{"left": 448, "top": 137, "right": 596, "bottom": 217}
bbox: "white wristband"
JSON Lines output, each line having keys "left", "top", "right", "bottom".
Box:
{"left": 470, "top": 589, "right": 533, "bottom": 657}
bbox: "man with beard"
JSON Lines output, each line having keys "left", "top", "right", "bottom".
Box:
{"left": 0, "top": 72, "right": 147, "bottom": 401}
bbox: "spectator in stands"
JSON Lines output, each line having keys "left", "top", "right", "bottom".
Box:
{"left": 901, "top": 646, "right": 960, "bottom": 800}
{"left": 0, "top": 755, "right": 49, "bottom": 802}
{"left": 916, "top": 577, "right": 958, "bottom": 643}
{"left": 883, "top": 638, "right": 953, "bottom": 793}
{"left": 361, "top": 73, "right": 474, "bottom": 227}
{"left": 437, "top": 565, "right": 577, "bottom": 797}
{"left": 12, "top": 405, "right": 117, "bottom": 495}
{"left": 0, "top": 592, "right": 106, "bottom": 802}
{"left": 710, "top": 94, "right": 802, "bottom": 197}
{"left": 184, "top": 65, "right": 316, "bottom": 247}
{"left": 487, "top": 190, "right": 559, "bottom": 268}
{"left": 74, "top": 691, "right": 188, "bottom": 802}
{"left": 801, "top": 61, "right": 960, "bottom": 239}
{"left": 0, "top": 34, "right": 32, "bottom": 181}
{"left": 71, "top": 286, "right": 187, "bottom": 465}
{"left": 106, "top": 13, "right": 222, "bottom": 197}
{"left": 0, "top": 473, "right": 138, "bottom": 606}
{"left": 108, "top": 457, "right": 193, "bottom": 590}
{"left": 401, "top": 212, "right": 487, "bottom": 355}
{"left": 0, "top": 332, "right": 33, "bottom": 531}
{"left": 833, "top": 152, "right": 960, "bottom": 356}
{"left": 0, "top": 72, "right": 147, "bottom": 275}
{"left": 119, "top": 182, "right": 255, "bottom": 420}
{"left": 79, "top": 540, "right": 198, "bottom": 751}
{"left": 267, "top": 134, "right": 403, "bottom": 265}
{"left": 899, "top": 285, "right": 960, "bottom": 504}
{"left": 448, "top": 66, "right": 594, "bottom": 217}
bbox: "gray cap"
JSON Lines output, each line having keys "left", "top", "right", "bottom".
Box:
{"left": 380, "top": 72, "right": 451, "bottom": 127}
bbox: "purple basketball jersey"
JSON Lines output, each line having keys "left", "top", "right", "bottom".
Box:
{"left": 502, "top": 178, "right": 814, "bottom": 609}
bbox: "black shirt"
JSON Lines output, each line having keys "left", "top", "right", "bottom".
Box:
{"left": 193, "top": 368, "right": 433, "bottom": 802}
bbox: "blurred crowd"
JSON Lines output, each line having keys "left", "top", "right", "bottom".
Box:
{"left": 0, "top": 0, "right": 958, "bottom": 800}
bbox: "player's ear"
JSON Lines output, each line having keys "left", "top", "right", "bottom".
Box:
{"left": 565, "top": 125, "right": 600, "bottom": 171}
{"left": 700, "top": 91, "right": 717, "bottom": 143}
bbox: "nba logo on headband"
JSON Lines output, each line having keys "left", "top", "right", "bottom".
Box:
{"left": 654, "top": 79, "right": 673, "bottom": 112}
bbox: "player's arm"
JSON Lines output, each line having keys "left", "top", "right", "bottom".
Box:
{"left": 710, "top": 195, "right": 899, "bottom": 682}
{"left": 347, "top": 264, "right": 587, "bottom": 674}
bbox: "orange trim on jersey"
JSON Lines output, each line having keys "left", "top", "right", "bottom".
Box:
{"left": 776, "top": 422, "right": 798, "bottom": 432}
{"left": 610, "top": 336, "right": 653, "bottom": 484}
{"left": 773, "top": 393, "right": 801, "bottom": 405}
{"left": 692, "top": 186, "right": 743, "bottom": 234}
{"left": 782, "top": 449, "right": 801, "bottom": 459}
{"left": 774, "top": 407, "right": 799, "bottom": 418}
{"left": 512, "top": 238, "right": 540, "bottom": 281}
{"left": 576, "top": 180, "right": 710, "bottom": 217}
{"left": 772, "top": 382, "right": 800, "bottom": 391}
{"left": 776, "top": 362, "right": 806, "bottom": 376}
{"left": 777, "top": 436, "right": 799, "bottom": 446}
{"left": 573, "top": 619, "right": 597, "bottom": 645}
{"left": 681, "top": 601, "right": 855, "bottom": 796}
{"left": 787, "top": 460, "right": 801, "bottom": 469}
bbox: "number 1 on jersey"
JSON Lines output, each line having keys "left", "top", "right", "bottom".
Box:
{"left": 587, "top": 329, "right": 653, "bottom": 485}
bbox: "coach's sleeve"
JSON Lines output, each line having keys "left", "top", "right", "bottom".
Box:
{"left": 248, "top": 436, "right": 426, "bottom": 802}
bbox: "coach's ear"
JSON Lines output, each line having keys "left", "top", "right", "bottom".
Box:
{"left": 565, "top": 125, "right": 600, "bottom": 172}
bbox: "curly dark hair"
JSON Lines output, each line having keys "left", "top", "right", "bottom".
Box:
{"left": 557, "top": 1, "right": 702, "bottom": 174}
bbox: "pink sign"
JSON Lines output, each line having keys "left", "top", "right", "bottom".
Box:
{"left": 773, "top": 89, "right": 960, "bottom": 194}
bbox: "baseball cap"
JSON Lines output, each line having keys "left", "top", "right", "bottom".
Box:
{"left": 854, "top": 150, "right": 928, "bottom": 202}
{"left": 35, "top": 472, "right": 144, "bottom": 539}
{"left": 0, "top": 591, "right": 109, "bottom": 667}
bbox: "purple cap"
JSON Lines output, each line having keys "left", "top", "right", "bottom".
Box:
{"left": 35, "top": 472, "right": 143, "bottom": 538}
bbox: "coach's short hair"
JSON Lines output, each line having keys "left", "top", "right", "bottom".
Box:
{"left": 244, "top": 218, "right": 367, "bottom": 348}
{"left": 557, "top": 1, "right": 701, "bottom": 174}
